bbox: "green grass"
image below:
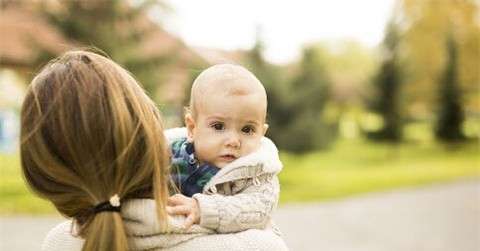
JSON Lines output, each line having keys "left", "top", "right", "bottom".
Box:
{"left": 279, "top": 139, "right": 480, "bottom": 202}
{"left": 0, "top": 154, "right": 56, "bottom": 214}
{"left": 1, "top": 139, "right": 479, "bottom": 214}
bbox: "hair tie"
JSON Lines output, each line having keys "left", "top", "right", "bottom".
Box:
{"left": 93, "top": 194, "right": 121, "bottom": 214}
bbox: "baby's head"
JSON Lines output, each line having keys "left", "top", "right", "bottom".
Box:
{"left": 185, "top": 64, "right": 268, "bottom": 168}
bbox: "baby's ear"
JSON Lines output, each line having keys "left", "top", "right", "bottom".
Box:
{"left": 262, "top": 124, "right": 269, "bottom": 136}
{"left": 184, "top": 114, "right": 196, "bottom": 141}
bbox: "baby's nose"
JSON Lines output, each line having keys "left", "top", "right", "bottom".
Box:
{"left": 225, "top": 133, "right": 241, "bottom": 148}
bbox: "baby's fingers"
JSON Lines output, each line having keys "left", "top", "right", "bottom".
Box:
{"left": 168, "top": 194, "right": 187, "bottom": 206}
{"left": 166, "top": 205, "right": 191, "bottom": 215}
{"left": 184, "top": 214, "right": 196, "bottom": 230}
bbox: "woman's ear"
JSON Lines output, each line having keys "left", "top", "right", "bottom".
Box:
{"left": 185, "top": 113, "right": 196, "bottom": 141}
{"left": 262, "top": 123, "right": 269, "bottom": 136}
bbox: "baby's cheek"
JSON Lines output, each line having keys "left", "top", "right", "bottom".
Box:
{"left": 242, "top": 138, "right": 262, "bottom": 155}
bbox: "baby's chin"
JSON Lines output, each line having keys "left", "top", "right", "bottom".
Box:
{"left": 214, "top": 159, "right": 235, "bottom": 168}
{"left": 214, "top": 155, "right": 242, "bottom": 168}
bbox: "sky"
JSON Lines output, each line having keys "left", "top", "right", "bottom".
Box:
{"left": 159, "top": 0, "right": 397, "bottom": 64}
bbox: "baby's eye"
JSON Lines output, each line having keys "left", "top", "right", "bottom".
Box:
{"left": 211, "top": 122, "right": 225, "bottom": 131}
{"left": 241, "top": 125, "right": 256, "bottom": 134}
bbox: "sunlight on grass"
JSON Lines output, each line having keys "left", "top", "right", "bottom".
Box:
{"left": 279, "top": 139, "right": 480, "bottom": 203}
{"left": 0, "top": 154, "right": 55, "bottom": 214}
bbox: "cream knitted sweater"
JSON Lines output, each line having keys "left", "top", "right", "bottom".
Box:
{"left": 165, "top": 127, "right": 283, "bottom": 233}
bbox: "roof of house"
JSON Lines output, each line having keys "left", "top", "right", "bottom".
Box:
{"left": 0, "top": 6, "right": 72, "bottom": 68}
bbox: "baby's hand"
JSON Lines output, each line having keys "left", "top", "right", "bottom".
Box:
{"left": 167, "top": 194, "right": 200, "bottom": 229}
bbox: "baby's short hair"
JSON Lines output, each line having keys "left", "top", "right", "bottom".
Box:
{"left": 188, "top": 64, "right": 267, "bottom": 118}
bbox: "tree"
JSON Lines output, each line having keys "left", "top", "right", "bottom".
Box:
{"left": 435, "top": 34, "right": 466, "bottom": 142}
{"left": 244, "top": 31, "right": 294, "bottom": 151}
{"left": 286, "top": 46, "right": 336, "bottom": 152}
{"left": 367, "top": 21, "right": 403, "bottom": 141}
{"left": 401, "top": 0, "right": 479, "bottom": 119}
{"left": 38, "top": 0, "right": 172, "bottom": 97}
{"left": 244, "top": 31, "right": 337, "bottom": 153}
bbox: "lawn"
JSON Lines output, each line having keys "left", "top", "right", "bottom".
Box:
{"left": 0, "top": 154, "right": 57, "bottom": 214}
{"left": 1, "top": 139, "right": 479, "bottom": 214}
{"left": 279, "top": 139, "right": 480, "bottom": 202}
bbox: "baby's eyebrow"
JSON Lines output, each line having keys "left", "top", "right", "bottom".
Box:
{"left": 206, "top": 115, "right": 227, "bottom": 121}
{"left": 245, "top": 120, "right": 260, "bottom": 125}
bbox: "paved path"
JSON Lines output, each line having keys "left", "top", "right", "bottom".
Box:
{"left": 275, "top": 179, "right": 480, "bottom": 251}
{"left": 1, "top": 179, "right": 479, "bottom": 251}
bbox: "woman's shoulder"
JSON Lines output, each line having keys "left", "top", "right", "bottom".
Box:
{"left": 171, "top": 229, "right": 288, "bottom": 251}
{"left": 41, "top": 220, "right": 288, "bottom": 251}
{"left": 42, "top": 221, "right": 83, "bottom": 251}
{"left": 226, "top": 228, "right": 288, "bottom": 251}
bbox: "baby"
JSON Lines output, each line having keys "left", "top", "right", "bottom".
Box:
{"left": 166, "top": 64, "right": 283, "bottom": 233}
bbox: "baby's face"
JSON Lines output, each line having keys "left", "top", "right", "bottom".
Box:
{"left": 186, "top": 92, "right": 267, "bottom": 168}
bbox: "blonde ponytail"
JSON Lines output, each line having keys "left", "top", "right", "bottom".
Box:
{"left": 21, "top": 50, "right": 170, "bottom": 250}
{"left": 82, "top": 213, "right": 128, "bottom": 251}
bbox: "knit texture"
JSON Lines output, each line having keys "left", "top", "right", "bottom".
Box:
{"left": 42, "top": 199, "right": 288, "bottom": 251}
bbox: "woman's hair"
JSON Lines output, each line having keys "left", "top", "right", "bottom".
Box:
{"left": 20, "top": 50, "right": 170, "bottom": 251}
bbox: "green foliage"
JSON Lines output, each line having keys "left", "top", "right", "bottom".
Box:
{"left": 401, "top": 0, "right": 480, "bottom": 115}
{"left": 244, "top": 37, "right": 295, "bottom": 151}
{"left": 285, "top": 46, "right": 336, "bottom": 151}
{"left": 435, "top": 34, "right": 466, "bottom": 141}
{"left": 322, "top": 40, "right": 376, "bottom": 105}
{"left": 367, "top": 21, "right": 403, "bottom": 141}
{"left": 245, "top": 37, "right": 337, "bottom": 153}
{"left": 291, "top": 47, "right": 330, "bottom": 111}
{"left": 38, "top": 0, "right": 171, "bottom": 97}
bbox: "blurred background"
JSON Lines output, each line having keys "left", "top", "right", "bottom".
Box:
{"left": 0, "top": 0, "right": 479, "bottom": 250}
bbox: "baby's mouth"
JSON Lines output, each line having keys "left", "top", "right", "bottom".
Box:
{"left": 219, "top": 154, "right": 237, "bottom": 162}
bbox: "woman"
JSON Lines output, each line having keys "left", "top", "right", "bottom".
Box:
{"left": 20, "top": 50, "right": 288, "bottom": 251}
